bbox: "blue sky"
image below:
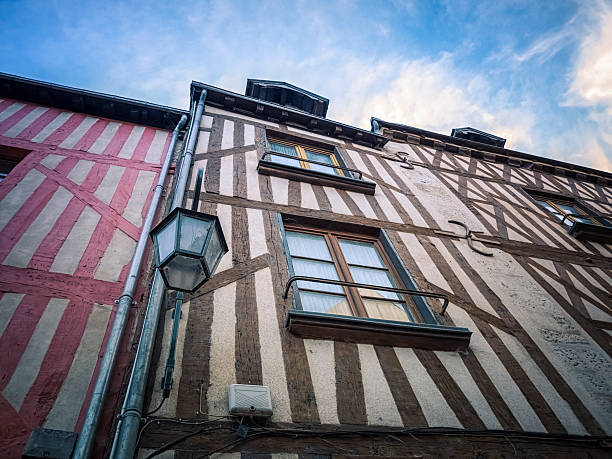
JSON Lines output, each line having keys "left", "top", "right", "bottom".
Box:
{"left": 1, "top": 0, "right": 611, "bottom": 170}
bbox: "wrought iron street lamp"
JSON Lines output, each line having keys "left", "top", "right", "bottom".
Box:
{"left": 149, "top": 207, "right": 228, "bottom": 292}
{"left": 149, "top": 168, "right": 227, "bottom": 410}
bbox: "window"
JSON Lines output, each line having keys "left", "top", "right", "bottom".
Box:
{"left": 533, "top": 197, "right": 601, "bottom": 226}
{"left": 0, "top": 145, "right": 30, "bottom": 182}
{"left": 285, "top": 224, "right": 421, "bottom": 323}
{"left": 281, "top": 218, "right": 472, "bottom": 351}
{"left": 257, "top": 133, "right": 376, "bottom": 195}
{"left": 526, "top": 188, "right": 612, "bottom": 243}
{"left": 0, "top": 159, "right": 18, "bottom": 182}
{"left": 268, "top": 137, "right": 345, "bottom": 177}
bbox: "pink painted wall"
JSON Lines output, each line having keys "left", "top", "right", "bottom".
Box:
{"left": 0, "top": 98, "right": 173, "bottom": 457}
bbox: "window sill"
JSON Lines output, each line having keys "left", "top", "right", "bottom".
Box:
{"left": 568, "top": 221, "right": 612, "bottom": 243}
{"left": 258, "top": 159, "right": 376, "bottom": 195}
{"left": 285, "top": 310, "right": 471, "bottom": 351}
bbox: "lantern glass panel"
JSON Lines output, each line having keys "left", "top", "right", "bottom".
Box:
{"left": 155, "top": 217, "right": 178, "bottom": 263}
{"left": 161, "top": 254, "right": 206, "bottom": 291}
{"left": 204, "top": 224, "right": 224, "bottom": 273}
{"left": 179, "top": 215, "right": 211, "bottom": 254}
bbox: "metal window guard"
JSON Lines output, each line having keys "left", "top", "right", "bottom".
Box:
{"left": 261, "top": 151, "right": 364, "bottom": 179}
{"left": 282, "top": 275, "right": 450, "bottom": 316}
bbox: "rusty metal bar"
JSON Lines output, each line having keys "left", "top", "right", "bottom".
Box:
{"left": 282, "top": 275, "right": 450, "bottom": 316}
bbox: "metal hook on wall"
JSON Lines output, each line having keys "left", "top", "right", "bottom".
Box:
{"left": 395, "top": 151, "right": 414, "bottom": 169}
{"left": 382, "top": 151, "right": 414, "bottom": 169}
{"left": 434, "top": 220, "right": 500, "bottom": 256}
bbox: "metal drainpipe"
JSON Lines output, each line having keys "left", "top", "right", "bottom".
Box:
{"left": 72, "top": 113, "right": 188, "bottom": 459}
{"left": 109, "top": 89, "right": 207, "bottom": 459}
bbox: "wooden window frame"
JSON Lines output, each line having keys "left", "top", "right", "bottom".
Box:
{"left": 525, "top": 188, "right": 612, "bottom": 243}
{"left": 257, "top": 132, "right": 377, "bottom": 195}
{"left": 283, "top": 222, "right": 424, "bottom": 323}
{"left": 268, "top": 137, "right": 345, "bottom": 177}
{"left": 280, "top": 216, "right": 471, "bottom": 351}
{"left": 536, "top": 197, "right": 600, "bottom": 226}
{"left": 525, "top": 188, "right": 610, "bottom": 227}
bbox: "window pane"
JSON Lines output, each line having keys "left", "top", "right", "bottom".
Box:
{"left": 575, "top": 216, "right": 595, "bottom": 224}
{"left": 349, "top": 266, "right": 402, "bottom": 301}
{"left": 286, "top": 231, "right": 332, "bottom": 261}
{"left": 155, "top": 217, "right": 177, "bottom": 263}
{"left": 305, "top": 150, "right": 339, "bottom": 175}
{"left": 179, "top": 215, "right": 210, "bottom": 253}
{"left": 299, "top": 291, "right": 352, "bottom": 316}
{"left": 204, "top": 226, "right": 224, "bottom": 274}
{"left": 269, "top": 141, "right": 298, "bottom": 156}
{"left": 162, "top": 255, "right": 206, "bottom": 291}
{"left": 536, "top": 200, "right": 564, "bottom": 221}
{"left": 363, "top": 299, "right": 411, "bottom": 322}
{"left": 0, "top": 159, "right": 18, "bottom": 182}
{"left": 270, "top": 154, "right": 301, "bottom": 168}
{"left": 338, "top": 239, "right": 385, "bottom": 268}
{"left": 556, "top": 203, "right": 580, "bottom": 214}
{"left": 536, "top": 200, "right": 558, "bottom": 214}
{"left": 293, "top": 258, "right": 343, "bottom": 293}
{"left": 269, "top": 141, "right": 301, "bottom": 168}
{"left": 555, "top": 203, "right": 594, "bottom": 224}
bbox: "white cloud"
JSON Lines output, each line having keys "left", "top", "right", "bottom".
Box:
{"left": 567, "top": 1, "right": 612, "bottom": 110}
{"left": 563, "top": 0, "right": 612, "bottom": 172}
{"left": 31, "top": 0, "right": 609, "bottom": 171}
{"left": 578, "top": 138, "right": 612, "bottom": 172}
{"left": 513, "top": 20, "right": 574, "bottom": 64}
{"left": 327, "top": 54, "right": 537, "bottom": 152}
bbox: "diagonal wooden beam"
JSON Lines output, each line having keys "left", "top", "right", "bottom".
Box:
{"left": 188, "top": 254, "right": 269, "bottom": 300}
{"left": 36, "top": 163, "right": 141, "bottom": 241}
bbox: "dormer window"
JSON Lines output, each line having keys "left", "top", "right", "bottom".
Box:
{"left": 245, "top": 79, "right": 329, "bottom": 117}
{"left": 451, "top": 127, "right": 506, "bottom": 148}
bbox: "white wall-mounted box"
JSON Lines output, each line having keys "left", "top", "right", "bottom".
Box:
{"left": 228, "top": 384, "right": 273, "bottom": 417}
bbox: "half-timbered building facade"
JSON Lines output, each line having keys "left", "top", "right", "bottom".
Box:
{"left": 135, "top": 80, "right": 612, "bottom": 458}
{"left": 0, "top": 73, "right": 186, "bottom": 458}
{"left": 1, "top": 74, "right": 611, "bottom": 458}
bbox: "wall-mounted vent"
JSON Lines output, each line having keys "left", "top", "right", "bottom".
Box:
{"left": 451, "top": 127, "right": 506, "bottom": 148}
{"left": 228, "top": 384, "right": 273, "bottom": 417}
{"left": 245, "top": 79, "right": 329, "bottom": 118}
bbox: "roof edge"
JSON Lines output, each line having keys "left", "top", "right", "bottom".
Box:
{"left": 191, "top": 81, "right": 388, "bottom": 149}
{"left": 0, "top": 72, "right": 188, "bottom": 131}
{"left": 372, "top": 117, "right": 612, "bottom": 183}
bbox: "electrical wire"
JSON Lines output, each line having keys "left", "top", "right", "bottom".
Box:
{"left": 198, "top": 431, "right": 269, "bottom": 458}
{"left": 139, "top": 421, "right": 610, "bottom": 458}
{"left": 143, "top": 398, "right": 166, "bottom": 417}
{"left": 136, "top": 415, "right": 232, "bottom": 451}
{"left": 144, "top": 426, "right": 235, "bottom": 459}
